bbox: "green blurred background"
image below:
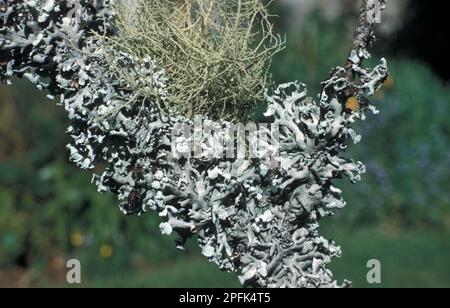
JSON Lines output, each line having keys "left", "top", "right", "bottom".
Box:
{"left": 0, "top": 2, "right": 449, "bottom": 288}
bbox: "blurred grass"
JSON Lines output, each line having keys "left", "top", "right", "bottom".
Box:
{"left": 32, "top": 227, "right": 450, "bottom": 288}
{"left": 65, "top": 257, "right": 241, "bottom": 288}
{"left": 323, "top": 226, "right": 450, "bottom": 288}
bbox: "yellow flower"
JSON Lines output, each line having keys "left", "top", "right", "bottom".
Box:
{"left": 70, "top": 232, "right": 85, "bottom": 247}
{"left": 100, "top": 244, "right": 114, "bottom": 258}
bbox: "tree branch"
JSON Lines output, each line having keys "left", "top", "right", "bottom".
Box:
{"left": 345, "top": 0, "right": 385, "bottom": 81}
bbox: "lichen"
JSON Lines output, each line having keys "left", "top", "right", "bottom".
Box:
{"left": 100, "top": 0, "right": 284, "bottom": 121}
{"left": 0, "top": 0, "right": 388, "bottom": 288}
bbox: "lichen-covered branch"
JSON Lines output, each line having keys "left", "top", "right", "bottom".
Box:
{"left": 344, "top": 0, "right": 387, "bottom": 83}
{"left": 0, "top": 0, "right": 388, "bottom": 288}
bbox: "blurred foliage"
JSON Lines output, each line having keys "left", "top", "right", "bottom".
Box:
{"left": 271, "top": 11, "right": 352, "bottom": 93}
{"left": 0, "top": 10, "right": 448, "bottom": 287}
{"left": 337, "top": 60, "right": 450, "bottom": 230}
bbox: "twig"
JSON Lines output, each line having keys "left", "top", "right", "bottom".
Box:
{"left": 344, "top": 0, "right": 384, "bottom": 81}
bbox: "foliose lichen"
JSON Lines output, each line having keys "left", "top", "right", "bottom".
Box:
{"left": 0, "top": 0, "right": 388, "bottom": 288}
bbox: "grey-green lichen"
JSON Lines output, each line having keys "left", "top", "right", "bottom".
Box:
{"left": 0, "top": 0, "right": 388, "bottom": 288}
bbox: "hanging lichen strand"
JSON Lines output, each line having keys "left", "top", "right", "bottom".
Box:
{"left": 0, "top": 0, "right": 388, "bottom": 288}
{"left": 98, "top": 0, "right": 284, "bottom": 121}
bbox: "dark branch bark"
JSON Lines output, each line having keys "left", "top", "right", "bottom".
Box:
{"left": 347, "top": 0, "right": 374, "bottom": 64}
{"left": 345, "top": 0, "right": 384, "bottom": 81}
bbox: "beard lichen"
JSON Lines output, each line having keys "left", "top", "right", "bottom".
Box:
{"left": 97, "top": 0, "right": 285, "bottom": 121}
